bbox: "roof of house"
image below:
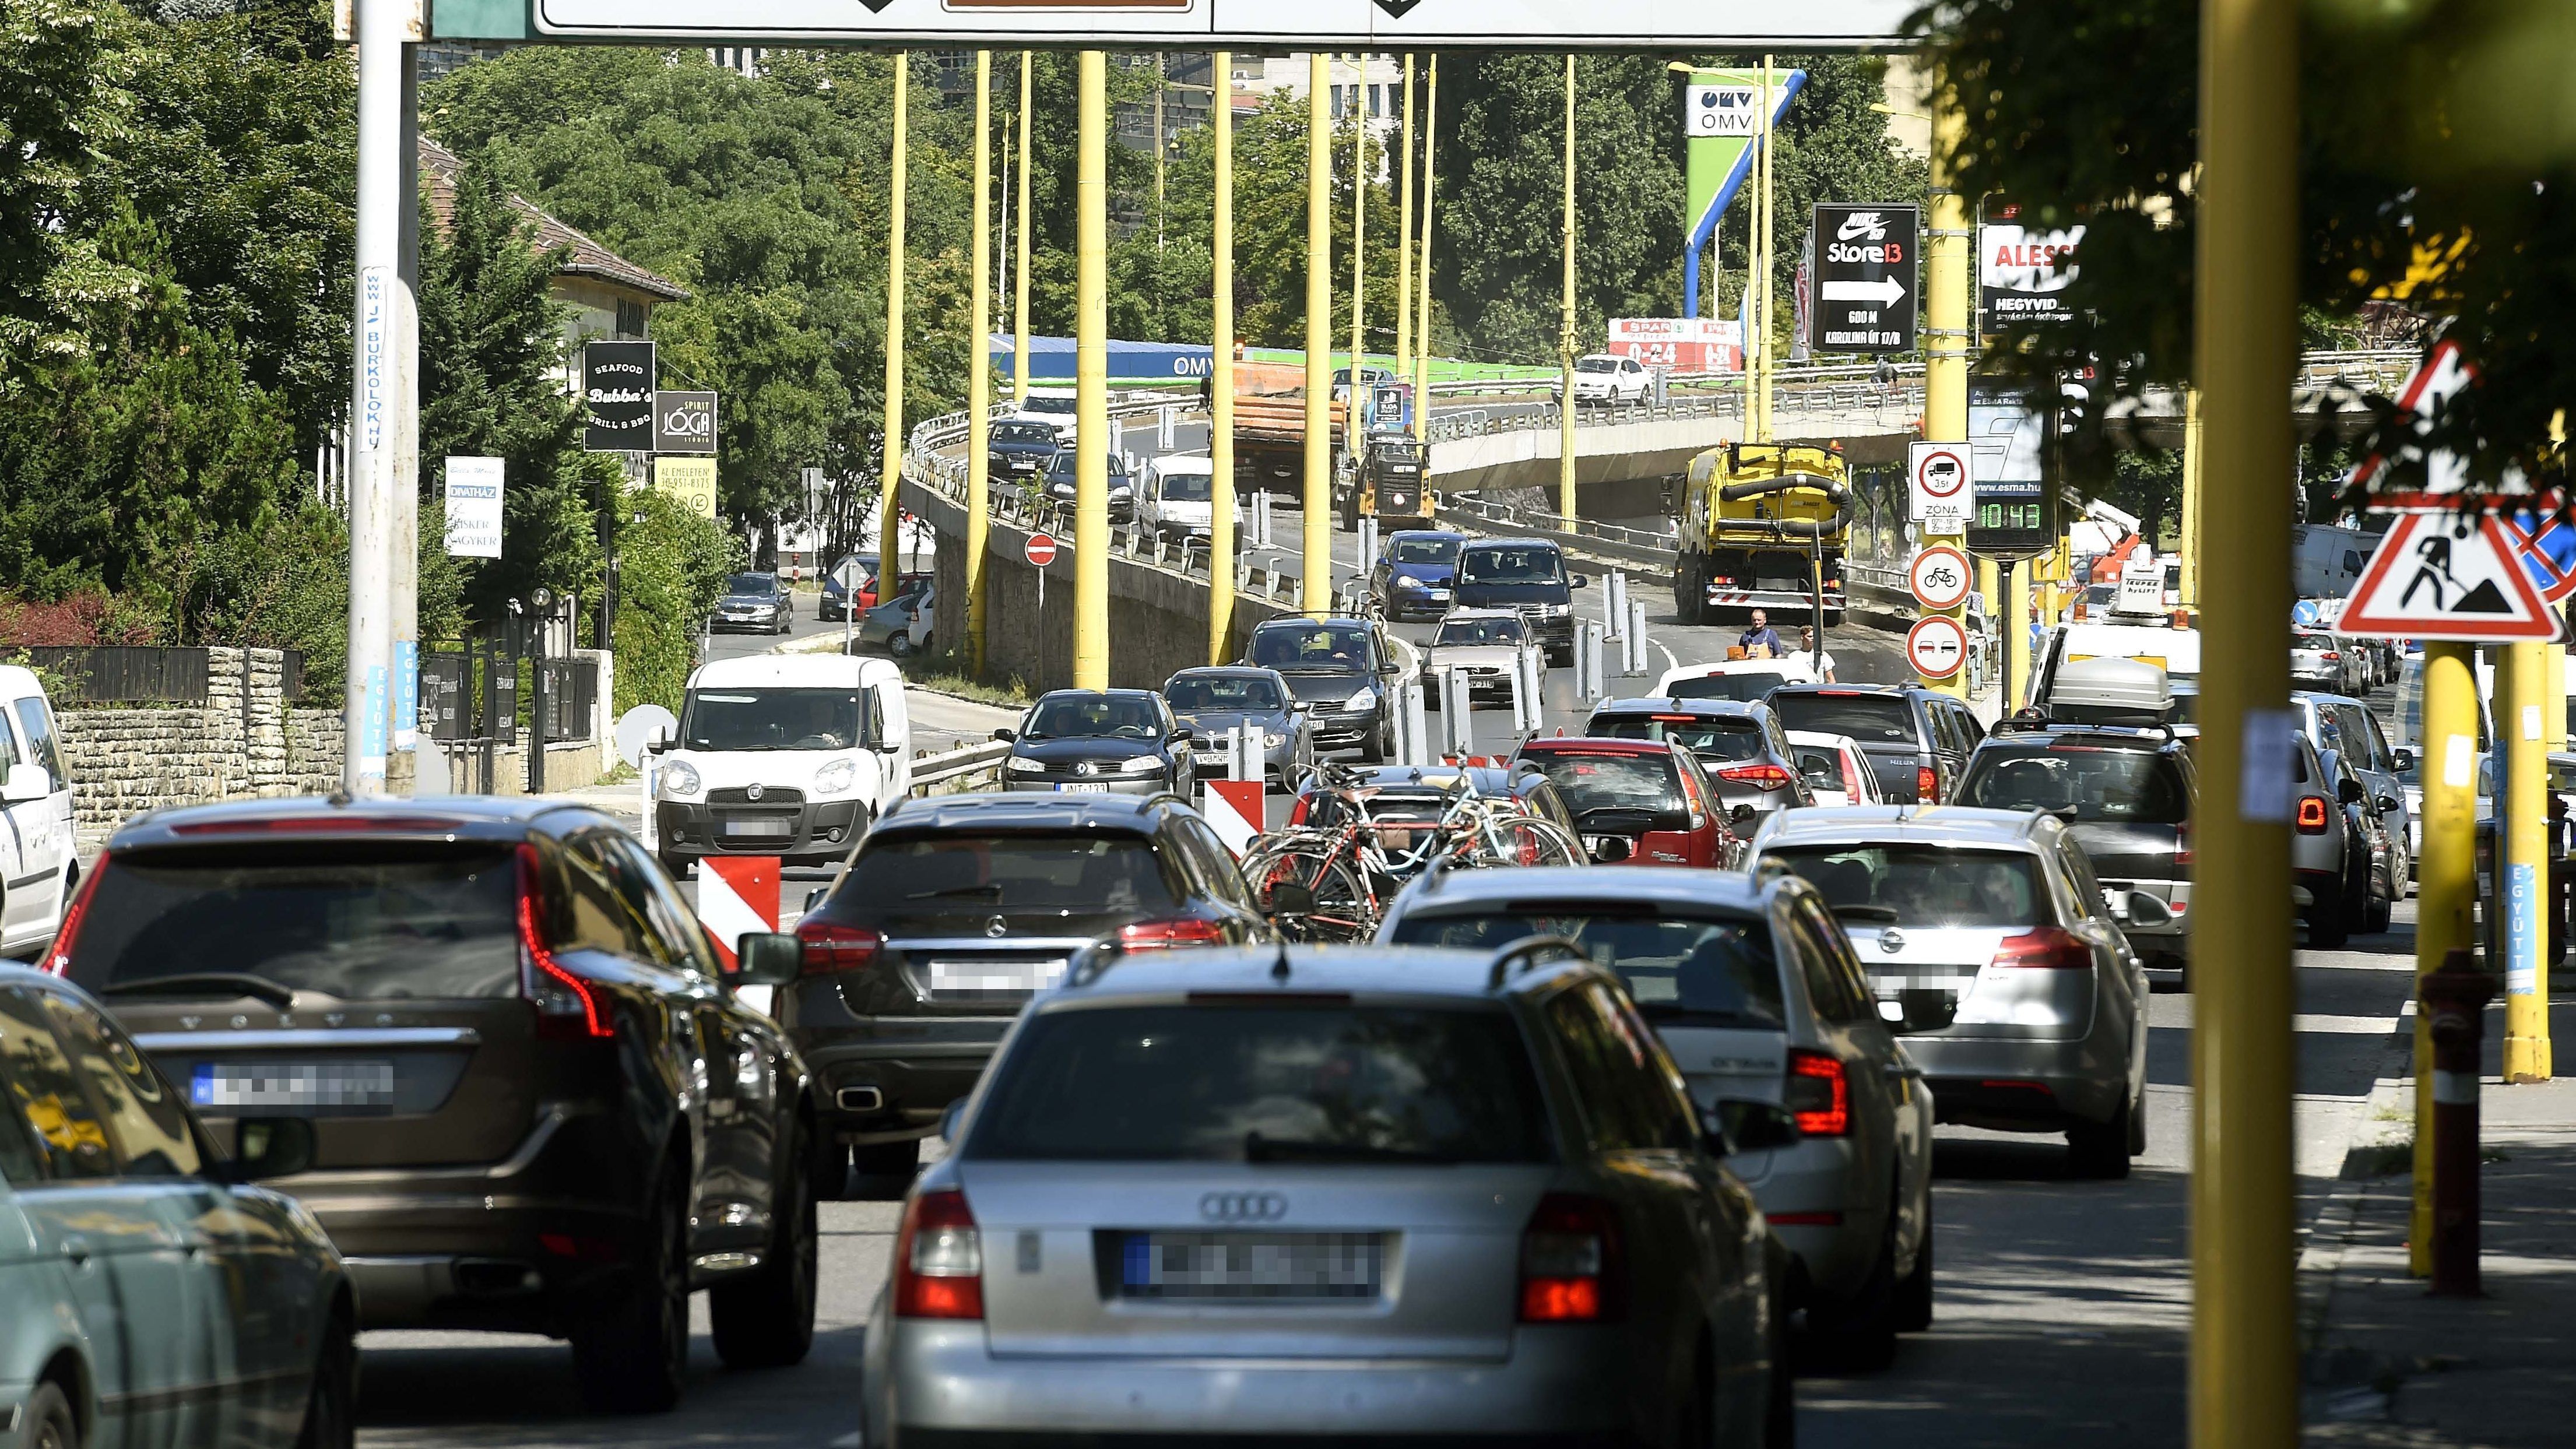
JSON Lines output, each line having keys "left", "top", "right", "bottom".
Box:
{"left": 418, "top": 136, "right": 689, "bottom": 304}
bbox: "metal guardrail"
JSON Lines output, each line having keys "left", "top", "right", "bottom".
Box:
{"left": 909, "top": 739, "right": 1011, "bottom": 794}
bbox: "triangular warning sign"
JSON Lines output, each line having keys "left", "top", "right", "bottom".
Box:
{"left": 2340, "top": 514, "right": 2563, "bottom": 641}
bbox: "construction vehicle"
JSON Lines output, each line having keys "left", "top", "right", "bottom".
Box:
{"left": 1343, "top": 379, "right": 1429, "bottom": 530}
{"left": 1229, "top": 363, "right": 1431, "bottom": 530}
{"left": 1671, "top": 441, "right": 1855, "bottom": 625}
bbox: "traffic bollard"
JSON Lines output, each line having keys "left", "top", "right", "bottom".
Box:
{"left": 1227, "top": 722, "right": 1259, "bottom": 783}
{"left": 1582, "top": 621, "right": 1607, "bottom": 700}
{"left": 2423, "top": 948, "right": 2499, "bottom": 1297}
{"left": 1606, "top": 572, "right": 1627, "bottom": 638}
{"left": 1400, "top": 678, "right": 1428, "bottom": 765}
{"left": 1442, "top": 667, "right": 1474, "bottom": 758}
{"left": 1628, "top": 599, "right": 1650, "bottom": 676}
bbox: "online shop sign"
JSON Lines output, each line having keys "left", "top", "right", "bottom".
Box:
{"left": 1607, "top": 318, "right": 1743, "bottom": 374}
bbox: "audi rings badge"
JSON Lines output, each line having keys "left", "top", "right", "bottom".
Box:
{"left": 1200, "top": 1191, "right": 1289, "bottom": 1223}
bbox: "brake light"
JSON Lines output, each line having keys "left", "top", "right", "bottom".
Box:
{"left": 1992, "top": 926, "right": 2094, "bottom": 970}
{"left": 39, "top": 856, "right": 104, "bottom": 976}
{"left": 1117, "top": 917, "right": 1228, "bottom": 949}
{"left": 1917, "top": 765, "right": 1939, "bottom": 800}
{"left": 2296, "top": 796, "right": 2331, "bottom": 833}
{"left": 1519, "top": 1193, "right": 1622, "bottom": 1322}
{"left": 2321, "top": 651, "right": 2340, "bottom": 662}
{"left": 1717, "top": 763, "right": 1796, "bottom": 791}
{"left": 516, "top": 844, "right": 612, "bottom": 1040}
{"left": 797, "top": 920, "right": 887, "bottom": 975}
{"left": 894, "top": 1189, "right": 985, "bottom": 1319}
{"left": 1784, "top": 1050, "right": 1849, "bottom": 1137}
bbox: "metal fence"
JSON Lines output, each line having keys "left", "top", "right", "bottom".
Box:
{"left": 15, "top": 646, "right": 308, "bottom": 705}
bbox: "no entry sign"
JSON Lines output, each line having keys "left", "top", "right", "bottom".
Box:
{"left": 1025, "top": 532, "right": 1059, "bottom": 568}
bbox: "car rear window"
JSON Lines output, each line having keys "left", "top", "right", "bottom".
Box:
{"left": 1517, "top": 751, "right": 1684, "bottom": 814}
{"left": 1759, "top": 845, "right": 2048, "bottom": 929}
{"left": 63, "top": 845, "right": 523, "bottom": 1002}
{"left": 1387, "top": 910, "right": 1784, "bottom": 1029}
{"left": 1768, "top": 693, "right": 1917, "bottom": 744}
{"left": 836, "top": 833, "right": 1178, "bottom": 917}
{"left": 967, "top": 1004, "right": 1552, "bottom": 1163}
{"left": 1664, "top": 672, "right": 1786, "bottom": 702}
{"left": 1586, "top": 713, "right": 1766, "bottom": 762}
{"left": 1956, "top": 747, "right": 2191, "bottom": 824}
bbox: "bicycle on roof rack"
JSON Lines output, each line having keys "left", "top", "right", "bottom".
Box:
{"left": 1239, "top": 760, "right": 1585, "bottom": 942}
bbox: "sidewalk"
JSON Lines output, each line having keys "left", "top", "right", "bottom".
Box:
{"left": 2303, "top": 994, "right": 2576, "bottom": 1447}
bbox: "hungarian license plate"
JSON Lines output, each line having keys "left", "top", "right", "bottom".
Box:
{"left": 1057, "top": 782, "right": 1112, "bottom": 793}
{"left": 927, "top": 957, "right": 1069, "bottom": 996}
{"left": 1120, "top": 1232, "right": 1384, "bottom": 1301}
{"left": 193, "top": 1060, "right": 395, "bottom": 1112}
{"left": 723, "top": 817, "right": 795, "bottom": 837}
{"left": 1193, "top": 750, "right": 1230, "bottom": 765}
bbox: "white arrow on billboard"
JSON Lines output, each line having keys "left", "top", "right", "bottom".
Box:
{"left": 2339, "top": 513, "right": 2561, "bottom": 642}
{"left": 1821, "top": 277, "right": 1907, "bottom": 307}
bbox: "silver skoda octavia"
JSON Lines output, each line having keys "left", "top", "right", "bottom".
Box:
{"left": 858, "top": 943, "right": 1793, "bottom": 1448}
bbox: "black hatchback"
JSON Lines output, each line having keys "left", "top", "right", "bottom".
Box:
{"left": 50, "top": 796, "right": 818, "bottom": 1413}
{"left": 997, "top": 688, "right": 1193, "bottom": 795}
{"left": 785, "top": 793, "right": 1273, "bottom": 1195}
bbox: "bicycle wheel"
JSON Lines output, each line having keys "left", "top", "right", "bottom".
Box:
{"left": 1245, "top": 843, "right": 1376, "bottom": 942}
{"left": 1454, "top": 813, "right": 1586, "bottom": 870}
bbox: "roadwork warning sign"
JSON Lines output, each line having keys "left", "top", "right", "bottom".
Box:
{"left": 2339, "top": 514, "right": 2562, "bottom": 642}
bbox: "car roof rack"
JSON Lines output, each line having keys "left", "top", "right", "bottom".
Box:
{"left": 1485, "top": 934, "right": 1589, "bottom": 989}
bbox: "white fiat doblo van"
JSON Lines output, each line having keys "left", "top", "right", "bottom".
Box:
{"left": 652, "top": 655, "right": 912, "bottom": 875}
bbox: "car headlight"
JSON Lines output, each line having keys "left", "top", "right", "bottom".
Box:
{"left": 1396, "top": 575, "right": 1425, "bottom": 589}
{"left": 1264, "top": 730, "right": 1287, "bottom": 747}
{"left": 1110, "top": 484, "right": 1133, "bottom": 500}
{"left": 1007, "top": 755, "right": 1046, "bottom": 774}
{"left": 659, "top": 759, "right": 701, "bottom": 798}
{"left": 814, "top": 758, "right": 858, "bottom": 796}
{"left": 1119, "top": 754, "right": 1165, "bottom": 774}
{"left": 1541, "top": 602, "right": 1572, "bottom": 617}
{"left": 1344, "top": 687, "right": 1378, "bottom": 713}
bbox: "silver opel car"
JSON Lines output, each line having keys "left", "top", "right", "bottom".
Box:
{"left": 1749, "top": 806, "right": 2157, "bottom": 1179}
{"left": 859, "top": 942, "right": 1793, "bottom": 1448}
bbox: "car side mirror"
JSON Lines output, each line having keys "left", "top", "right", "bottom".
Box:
{"left": 803, "top": 887, "right": 831, "bottom": 914}
{"left": 1171, "top": 728, "right": 1194, "bottom": 743}
{"left": 732, "top": 931, "right": 803, "bottom": 987}
{"left": 939, "top": 1099, "right": 968, "bottom": 1143}
{"left": 1, "top": 763, "right": 48, "bottom": 803}
{"left": 1707, "top": 1099, "right": 1801, "bottom": 1156}
{"left": 1570, "top": 574, "right": 1591, "bottom": 588}
{"left": 2338, "top": 777, "right": 2365, "bottom": 805}
{"left": 2391, "top": 747, "right": 2417, "bottom": 773}
{"left": 646, "top": 738, "right": 672, "bottom": 755}
{"left": 992, "top": 727, "right": 1017, "bottom": 743}
{"left": 2115, "top": 891, "right": 2174, "bottom": 929}
{"left": 2376, "top": 795, "right": 2402, "bottom": 813}
{"left": 1730, "top": 803, "right": 1757, "bottom": 829}
{"left": 1592, "top": 836, "right": 1633, "bottom": 864}
{"left": 210, "top": 1116, "right": 316, "bottom": 1183}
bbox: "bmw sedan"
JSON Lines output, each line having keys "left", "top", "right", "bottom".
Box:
{"left": 998, "top": 689, "right": 1192, "bottom": 795}
{"left": 1162, "top": 666, "right": 1309, "bottom": 789}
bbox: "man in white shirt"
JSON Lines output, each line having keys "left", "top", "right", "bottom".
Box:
{"left": 1800, "top": 627, "right": 1839, "bottom": 683}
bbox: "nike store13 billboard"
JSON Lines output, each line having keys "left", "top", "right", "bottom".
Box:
{"left": 1808, "top": 203, "right": 1919, "bottom": 354}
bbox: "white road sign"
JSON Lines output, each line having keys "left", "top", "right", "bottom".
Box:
{"left": 444, "top": 456, "right": 504, "bottom": 559}
{"left": 2338, "top": 514, "right": 2562, "bottom": 642}
{"left": 1905, "top": 615, "right": 1968, "bottom": 681}
{"left": 1909, "top": 441, "right": 1971, "bottom": 533}
{"left": 1909, "top": 545, "right": 1971, "bottom": 610}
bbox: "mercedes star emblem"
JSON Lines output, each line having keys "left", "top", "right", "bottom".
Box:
{"left": 745, "top": 783, "right": 764, "bottom": 801}
{"left": 985, "top": 916, "right": 1009, "bottom": 939}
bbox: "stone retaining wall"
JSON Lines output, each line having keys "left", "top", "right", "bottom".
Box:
{"left": 57, "top": 648, "right": 343, "bottom": 835}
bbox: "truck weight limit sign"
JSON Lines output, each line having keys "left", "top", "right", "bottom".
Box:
{"left": 1809, "top": 203, "right": 1918, "bottom": 354}
{"left": 1908, "top": 441, "right": 1971, "bottom": 533}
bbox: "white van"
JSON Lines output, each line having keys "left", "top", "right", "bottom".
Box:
{"left": 0, "top": 666, "right": 75, "bottom": 959}
{"left": 651, "top": 654, "right": 912, "bottom": 875}
{"left": 1140, "top": 454, "right": 1219, "bottom": 544}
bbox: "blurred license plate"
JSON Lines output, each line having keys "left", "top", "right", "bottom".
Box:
{"left": 1057, "top": 782, "right": 1111, "bottom": 793}
{"left": 193, "top": 1061, "right": 394, "bottom": 1112}
{"left": 927, "top": 958, "right": 1069, "bottom": 995}
{"left": 724, "top": 818, "right": 794, "bottom": 837}
{"left": 1193, "top": 750, "right": 1229, "bottom": 764}
{"left": 1119, "top": 1232, "right": 1384, "bottom": 1300}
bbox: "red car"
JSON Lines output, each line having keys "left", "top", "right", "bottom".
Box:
{"left": 1512, "top": 736, "right": 1739, "bottom": 868}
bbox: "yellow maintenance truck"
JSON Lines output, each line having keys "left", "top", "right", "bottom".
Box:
{"left": 1671, "top": 442, "right": 1855, "bottom": 626}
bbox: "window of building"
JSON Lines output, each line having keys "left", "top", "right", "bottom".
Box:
{"left": 614, "top": 298, "right": 648, "bottom": 339}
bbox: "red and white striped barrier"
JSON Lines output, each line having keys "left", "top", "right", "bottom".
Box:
{"left": 1201, "top": 780, "right": 1266, "bottom": 857}
{"left": 695, "top": 855, "right": 779, "bottom": 972}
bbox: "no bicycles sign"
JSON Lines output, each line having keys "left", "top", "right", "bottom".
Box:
{"left": 1909, "top": 544, "right": 1971, "bottom": 610}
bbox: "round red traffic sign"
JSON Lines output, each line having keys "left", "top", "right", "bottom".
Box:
{"left": 1908, "top": 544, "right": 1972, "bottom": 610}
{"left": 1914, "top": 445, "right": 1969, "bottom": 498}
{"left": 1024, "top": 532, "right": 1059, "bottom": 568}
{"left": 1905, "top": 615, "right": 1968, "bottom": 681}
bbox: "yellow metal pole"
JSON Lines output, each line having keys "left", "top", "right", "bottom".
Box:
{"left": 2504, "top": 641, "right": 2554, "bottom": 1080}
{"left": 1412, "top": 56, "right": 1438, "bottom": 445}
{"left": 878, "top": 51, "right": 908, "bottom": 597}
{"left": 1303, "top": 52, "right": 1333, "bottom": 605}
{"left": 1014, "top": 52, "right": 1033, "bottom": 407}
{"left": 2413, "top": 641, "right": 2479, "bottom": 1272}
{"left": 1349, "top": 54, "right": 1366, "bottom": 420}
{"left": 2189, "top": 0, "right": 2300, "bottom": 1440}
{"left": 2180, "top": 388, "right": 2204, "bottom": 620}
{"left": 1073, "top": 50, "right": 1109, "bottom": 689}
{"left": 2548, "top": 627, "right": 2568, "bottom": 754}
{"left": 1921, "top": 75, "right": 1970, "bottom": 700}
{"left": 1754, "top": 54, "right": 1775, "bottom": 444}
{"left": 967, "top": 51, "right": 993, "bottom": 674}
{"left": 1208, "top": 50, "right": 1237, "bottom": 665}
{"left": 2003, "top": 559, "right": 2027, "bottom": 709}
{"left": 1558, "top": 54, "right": 1577, "bottom": 520}
{"left": 1395, "top": 56, "right": 1414, "bottom": 381}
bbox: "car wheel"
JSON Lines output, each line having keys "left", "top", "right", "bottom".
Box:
{"left": 1891, "top": 1193, "right": 1934, "bottom": 1334}
{"left": 293, "top": 1312, "right": 357, "bottom": 1449}
{"left": 889, "top": 631, "right": 916, "bottom": 657}
{"left": 24, "top": 1383, "right": 76, "bottom": 1449}
{"left": 2067, "top": 1093, "right": 2135, "bottom": 1180}
{"left": 1764, "top": 1304, "right": 1797, "bottom": 1449}
{"left": 573, "top": 1167, "right": 689, "bottom": 1412}
{"left": 2365, "top": 875, "right": 2393, "bottom": 933}
{"left": 2340, "top": 856, "right": 2373, "bottom": 932}
{"left": 851, "top": 1138, "right": 920, "bottom": 1201}
{"left": 711, "top": 1114, "right": 820, "bottom": 1369}
{"left": 809, "top": 1139, "right": 853, "bottom": 1202}
{"left": 2127, "top": 1074, "right": 2149, "bottom": 1155}
{"left": 1808, "top": 1218, "right": 1898, "bottom": 1370}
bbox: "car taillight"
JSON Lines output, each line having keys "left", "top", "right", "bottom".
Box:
{"left": 2321, "top": 651, "right": 2340, "bottom": 662}
{"left": 516, "top": 844, "right": 612, "bottom": 1040}
{"left": 797, "top": 920, "right": 887, "bottom": 975}
{"left": 2174, "top": 824, "right": 2193, "bottom": 868}
{"left": 894, "top": 1189, "right": 984, "bottom": 1319}
{"left": 2296, "top": 796, "right": 2331, "bottom": 833}
{"left": 1717, "top": 763, "right": 1795, "bottom": 791}
{"left": 38, "top": 856, "right": 104, "bottom": 976}
{"left": 1992, "top": 926, "right": 2094, "bottom": 971}
{"left": 1117, "top": 917, "right": 1228, "bottom": 949}
{"left": 1784, "top": 1049, "right": 1850, "bottom": 1137}
{"left": 1519, "top": 1193, "right": 1622, "bottom": 1322}
{"left": 1917, "top": 765, "right": 1939, "bottom": 800}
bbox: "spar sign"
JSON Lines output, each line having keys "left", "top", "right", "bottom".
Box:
{"left": 1607, "top": 317, "right": 1742, "bottom": 374}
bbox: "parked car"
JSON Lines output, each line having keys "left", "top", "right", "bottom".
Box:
{"left": 788, "top": 793, "right": 1268, "bottom": 1194}
{"left": 1161, "top": 666, "right": 1309, "bottom": 789}
{"left": 1376, "top": 867, "right": 1936, "bottom": 1361}
{"left": 1654, "top": 656, "right": 1822, "bottom": 702}
{"left": 986, "top": 418, "right": 1061, "bottom": 481}
{"left": 1952, "top": 722, "right": 2198, "bottom": 983}
{"left": 1565, "top": 351, "right": 1653, "bottom": 406}
{"left": 1512, "top": 737, "right": 1738, "bottom": 867}
{"left": 654, "top": 654, "right": 913, "bottom": 875}
{"left": 999, "top": 689, "right": 1192, "bottom": 796}
{"left": 1368, "top": 529, "right": 1465, "bottom": 622}
{"left": 0, "top": 664, "right": 76, "bottom": 960}
{"left": 1138, "top": 453, "right": 1220, "bottom": 544}
{"left": 55, "top": 797, "right": 820, "bottom": 1411}
{"left": 0, "top": 963, "right": 357, "bottom": 1448}
{"left": 1421, "top": 607, "right": 1540, "bottom": 707}
{"left": 712, "top": 571, "right": 794, "bottom": 634}
{"left": 1581, "top": 695, "right": 1815, "bottom": 828}
{"left": 2291, "top": 733, "right": 2363, "bottom": 947}
{"left": 1454, "top": 539, "right": 1584, "bottom": 666}
{"left": 1038, "top": 446, "right": 1137, "bottom": 523}
{"left": 859, "top": 941, "right": 1793, "bottom": 1446}
{"left": 1751, "top": 806, "right": 2156, "bottom": 1177}
{"left": 858, "top": 583, "right": 934, "bottom": 657}
{"left": 2294, "top": 691, "right": 2412, "bottom": 895}
{"left": 1240, "top": 616, "right": 1402, "bottom": 762}
{"left": 1788, "top": 729, "right": 1888, "bottom": 808}
{"left": 1766, "top": 684, "right": 1986, "bottom": 804}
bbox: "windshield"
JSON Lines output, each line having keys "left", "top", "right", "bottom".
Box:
{"left": 1435, "top": 616, "right": 1524, "bottom": 646}
{"left": 1518, "top": 751, "right": 1684, "bottom": 814}
{"left": 1586, "top": 713, "right": 1766, "bottom": 762}
{"left": 62, "top": 845, "right": 522, "bottom": 1001}
{"left": 1762, "top": 845, "right": 2048, "bottom": 929}
{"left": 1956, "top": 747, "right": 2191, "bottom": 824}
{"left": 1156, "top": 469, "right": 1214, "bottom": 502}
{"left": 993, "top": 421, "right": 1056, "bottom": 443}
{"left": 839, "top": 833, "right": 1176, "bottom": 919}
{"left": 965, "top": 1004, "right": 1551, "bottom": 1163}
{"left": 725, "top": 574, "right": 778, "bottom": 596}
{"left": 682, "top": 687, "right": 863, "bottom": 751}
{"left": 1664, "top": 672, "right": 1786, "bottom": 703}
{"left": 1165, "top": 674, "right": 1284, "bottom": 713}
{"left": 1459, "top": 546, "right": 1565, "bottom": 586}
{"left": 1577, "top": 357, "right": 1617, "bottom": 373}
{"left": 1248, "top": 626, "right": 1370, "bottom": 673}
{"left": 1388, "top": 910, "right": 1783, "bottom": 1029}
{"left": 1768, "top": 693, "right": 1916, "bottom": 744}
{"left": 1026, "top": 694, "right": 1162, "bottom": 739}
{"left": 1392, "top": 537, "right": 1460, "bottom": 566}
{"left": 1025, "top": 395, "right": 1076, "bottom": 414}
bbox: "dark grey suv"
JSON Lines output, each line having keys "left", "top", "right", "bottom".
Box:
{"left": 1582, "top": 696, "right": 1816, "bottom": 827}
{"left": 1240, "top": 616, "right": 1401, "bottom": 762}
{"left": 1766, "top": 684, "right": 1987, "bottom": 804}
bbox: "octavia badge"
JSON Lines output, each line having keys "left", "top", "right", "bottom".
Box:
{"left": 746, "top": 783, "right": 765, "bottom": 801}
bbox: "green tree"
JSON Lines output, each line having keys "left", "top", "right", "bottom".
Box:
{"left": 611, "top": 484, "right": 731, "bottom": 713}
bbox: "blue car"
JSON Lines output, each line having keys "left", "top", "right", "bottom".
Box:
{"left": 1366, "top": 529, "right": 1464, "bottom": 622}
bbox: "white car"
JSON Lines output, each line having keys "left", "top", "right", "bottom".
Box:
{"left": 0, "top": 665, "right": 76, "bottom": 958}
{"left": 1138, "top": 453, "right": 1219, "bottom": 544}
{"left": 1566, "top": 353, "right": 1651, "bottom": 406}
{"left": 1787, "top": 729, "right": 1886, "bottom": 807}
{"left": 1009, "top": 385, "right": 1078, "bottom": 444}
{"left": 652, "top": 654, "right": 913, "bottom": 875}
{"left": 1653, "top": 655, "right": 1820, "bottom": 703}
